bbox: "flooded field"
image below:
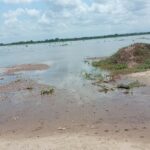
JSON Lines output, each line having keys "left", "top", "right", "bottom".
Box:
{"left": 1, "top": 35, "right": 150, "bottom": 88}
{"left": 0, "top": 35, "right": 150, "bottom": 149}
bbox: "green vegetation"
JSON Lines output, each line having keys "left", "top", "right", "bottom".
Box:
{"left": 1, "top": 31, "right": 150, "bottom": 46}
{"left": 92, "top": 60, "right": 137, "bottom": 76}
{"left": 90, "top": 43, "right": 149, "bottom": 93}
{"left": 82, "top": 71, "right": 104, "bottom": 82}
{"left": 92, "top": 59, "right": 128, "bottom": 71}
{"left": 41, "top": 87, "right": 54, "bottom": 95}
{"left": 92, "top": 43, "right": 150, "bottom": 76}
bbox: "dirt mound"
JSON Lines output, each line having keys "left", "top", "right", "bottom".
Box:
{"left": 111, "top": 43, "right": 150, "bottom": 68}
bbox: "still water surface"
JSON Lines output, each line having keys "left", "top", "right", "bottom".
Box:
{"left": 0, "top": 35, "right": 150, "bottom": 89}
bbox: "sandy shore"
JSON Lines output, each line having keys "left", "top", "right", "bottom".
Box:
{"left": 0, "top": 133, "right": 150, "bottom": 150}
{"left": 126, "top": 70, "right": 150, "bottom": 85}
{"left": 0, "top": 64, "right": 150, "bottom": 149}
{"left": 2, "top": 64, "right": 49, "bottom": 74}
{"left": 0, "top": 77, "right": 150, "bottom": 149}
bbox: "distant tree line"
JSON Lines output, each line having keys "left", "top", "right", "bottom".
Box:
{"left": 1, "top": 31, "right": 150, "bottom": 46}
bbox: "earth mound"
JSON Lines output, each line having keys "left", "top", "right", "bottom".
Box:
{"left": 111, "top": 43, "right": 150, "bottom": 68}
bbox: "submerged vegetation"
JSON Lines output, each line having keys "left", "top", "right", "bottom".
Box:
{"left": 81, "top": 71, "right": 104, "bottom": 81}
{"left": 41, "top": 87, "right": 54, "bottom": 95}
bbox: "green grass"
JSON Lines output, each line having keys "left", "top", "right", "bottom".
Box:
{"left": 81, "top": 71, "right": 104, "bottom": 82}
{"left": 41, "top": 87, "right": 54, "bottom": 95}
{"left": 92, "top": 58, "right": 150, "bottom": 76}
{"left": 92, "top": 59, "right": 127, "bottom": 70}
{"left": 92, "top": 43, "right": 150, "bottom": 76}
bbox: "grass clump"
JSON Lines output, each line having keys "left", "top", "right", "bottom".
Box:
{"left": 137, "top": 60, "right": 150, "bottom": 70}
{"left": 41, "top": 87, "right": 54, "bottom": 95}
{"left": 81, "top": 71, "right": 104, "bottom": 81}
{"left": 82, "top": 72, "right": 93, "bottom": 80}
{"left": 92, "top": 43, "right": 150, "bottom": 76}
{"left": 92, "top": 59, "right": 127, "bottom": 71}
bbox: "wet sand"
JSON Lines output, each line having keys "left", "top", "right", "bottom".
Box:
{"left": 127, "top": 71, "right": 150, "bottom": 85}
{"left": 3, "top": 64, "right": 49, "bottom": 75}
{"left": 0, "top": 77, "right": 150, "bottom": 149}
{"left": 0, "top": 133, "right": 150, "bottom": 150}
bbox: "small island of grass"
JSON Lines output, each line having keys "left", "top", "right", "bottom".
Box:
{"left": 92, "top": 43, "right": 150, "bottom": 76}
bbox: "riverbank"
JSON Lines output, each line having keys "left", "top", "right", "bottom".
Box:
{"left": 1, "top": 64, "right": 49, "bottom": 75}
{"left": 0, "top": 133, "right": 150, "bottom": 150}
{"left": 126, "top": 70, "right": 150, "bottom": 85}
{"left": 0, "top": 75, "right": 150, "bottom": 149}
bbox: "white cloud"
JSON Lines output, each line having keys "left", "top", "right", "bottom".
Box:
{"left": 1, "top": 0, "right": 150, "bottom": 42}
{"left": 38, "top": 13, "right": 50, "bottom": 25}
{"left": 3, "top": 8, "right": 24, "bottom": 25}
{"left": 3, "top": 0, "right": 36, "bottom": 3}
{"left": 25, "top": 9, "right": 40, "bottom": 17}
{"left": 3, "top": 8, "right": 40, "bottom": 24}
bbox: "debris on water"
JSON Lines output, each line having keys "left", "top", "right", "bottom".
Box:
{"left": 15, "top": 79, "right": 21, "bottom": 83}
{"left": 57, "top": 127, "right": 66, "bottom": 130}
{"left": 26, "top": 87, "right": 33, "bottom": 90}
{"left": 41, "top": 87, "right": 54, "bottom": 95}
{"left": 117, "top": 84, "right": 130, "bottom": 89}
{"left": 12, "top": 116, "right": 19, "bottom": 121}
{"left": 117, "top": 80, "right": 145, "bottom": 90}
{"left": 123, "top": 90, "right": 130, "bottom": 94}
{"left": 99, "top": 84, "right": 114, "bottom": 93}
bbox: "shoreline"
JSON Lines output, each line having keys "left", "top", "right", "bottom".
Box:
{"left": 2, "top": 64, "right": 49, "bottom": 75}
{"left": 126, "top": 70, "right": 150, "bottom": 86}
{"left": 0, "top": 63, "right": 150, "bottom": 149}
{"left": 0, "top": 75, "right": 150, "bottom": 149}
{"left": 0, "top": 133, "right": 150, "bottom": 150}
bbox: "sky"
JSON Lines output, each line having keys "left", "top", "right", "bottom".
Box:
{"left": 0, "top": 0, "right": 150, "bottom": 43}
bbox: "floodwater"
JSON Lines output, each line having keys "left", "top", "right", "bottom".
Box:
{"left": 0, "top": 35, "right": 150, "bottom": 89}
{"left": 0, "top": 35, "right": 150, "bottom": 142}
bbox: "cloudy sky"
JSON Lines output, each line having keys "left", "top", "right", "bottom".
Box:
{"left": 0, "top": 0, "right": 150, "bottom": 43}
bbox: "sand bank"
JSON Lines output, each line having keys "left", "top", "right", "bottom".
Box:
{"left": 126, "top": 71, "right": 150, "bottom": 85}
{"left": 0, "top": 133, "right": 150, "bottom": 150}
{"left": 3, "top": 64, "right": 49, "bottom": 74}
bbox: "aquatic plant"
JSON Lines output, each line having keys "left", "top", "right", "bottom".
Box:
{"left": 81, "top": 71, "right": 104, "bottom": 82}
{"left": 41, "top": 87, "right": 54, "bottom": 95}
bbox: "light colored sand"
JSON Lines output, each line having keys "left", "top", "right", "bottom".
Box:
{"left": 0, "top": 133, "right": 150, "bottom": 150}
{"left": 127, "top": 71, "right": 150, "bottom": 85}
